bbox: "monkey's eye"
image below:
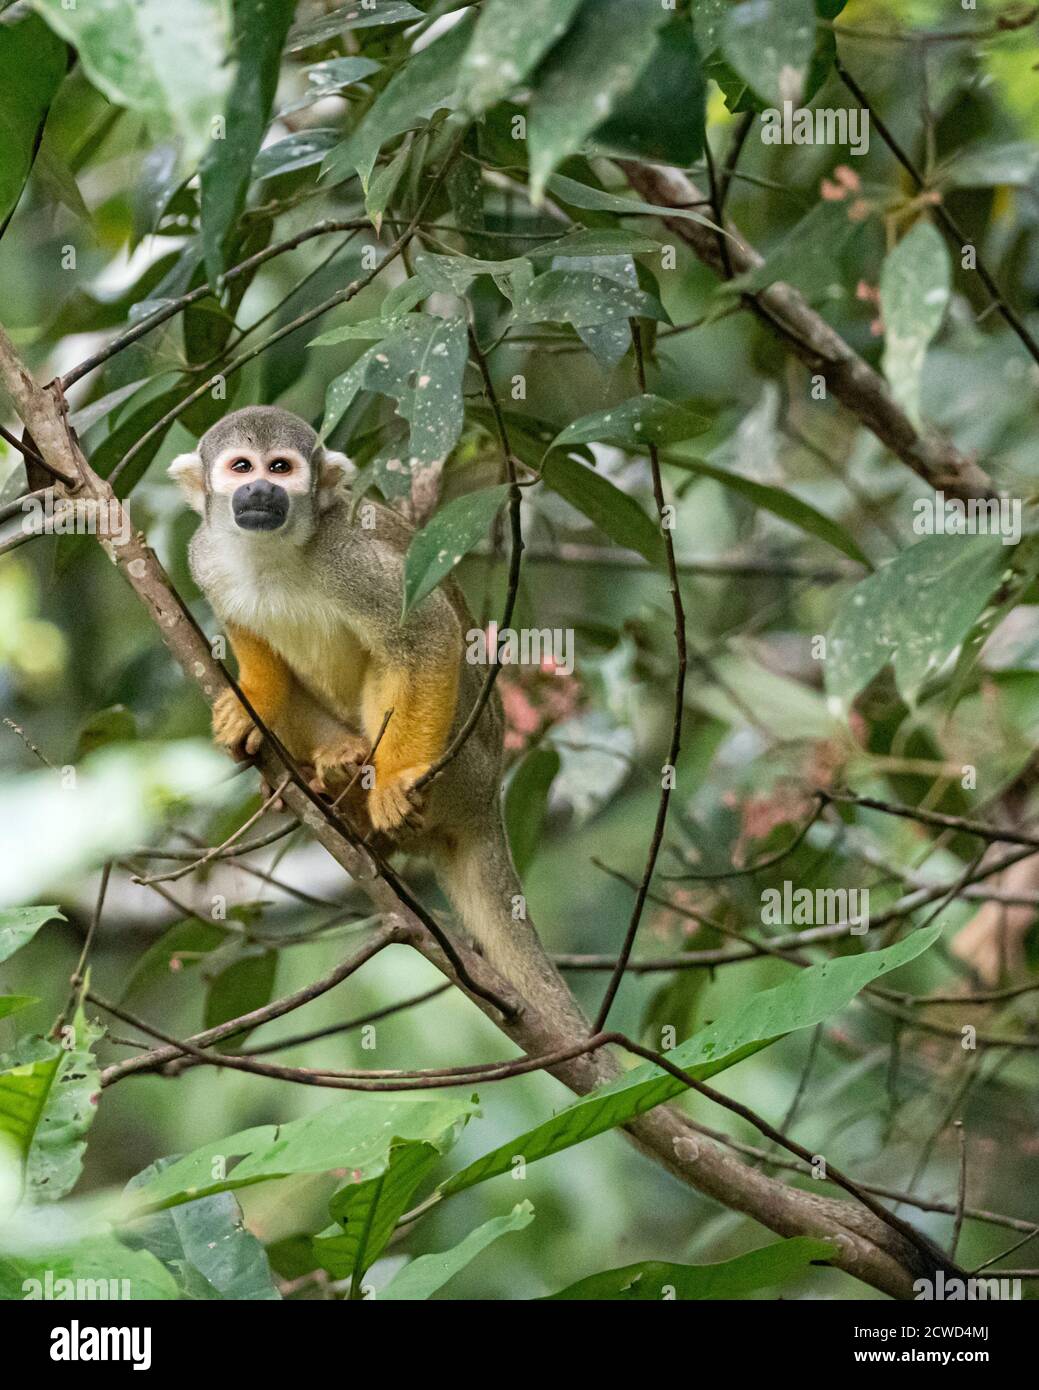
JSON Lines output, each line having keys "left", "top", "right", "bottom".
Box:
{"left": 268, "top": 458, "right": 292, "bottom": 474}
{"left": 230, "top": 458, "right": 253, "bottom": 473}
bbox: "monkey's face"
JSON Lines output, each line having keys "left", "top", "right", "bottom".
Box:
{"left": 168, "top": 406, "right": 354, "bottom": 545}
{"left": 209, "top": 442, "right": 310, "bottom": 534}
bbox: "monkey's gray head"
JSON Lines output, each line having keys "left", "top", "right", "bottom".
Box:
{"left": 168, "top": 406, "right": 354, "bottom": 544}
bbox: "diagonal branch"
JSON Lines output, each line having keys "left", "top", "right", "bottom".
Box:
{"left": 619, "top": 160, "right": 995, "bottom": 502}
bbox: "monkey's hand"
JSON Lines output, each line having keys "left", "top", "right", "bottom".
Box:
{"left": 212, "top": 689, "right": 262, "bottom": 760}
{"left": 368, "top": 765, "right": 428, "bottom": 834}
{"left": 311, "top": 733, "right": 370, "bottom": 796}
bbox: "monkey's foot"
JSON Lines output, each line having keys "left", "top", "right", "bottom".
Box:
{"left": 213, "top": 690, "right": 262, "bottom": 760}
{"left": 368, "top": 765, "right": 428, "bottom": 834}
{"left": 311, "top": 734, "right": 370, "bottom": 796}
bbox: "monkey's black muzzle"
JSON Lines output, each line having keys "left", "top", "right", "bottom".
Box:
{"left": 232, "top": 480, "right": 289, "bottom": 532}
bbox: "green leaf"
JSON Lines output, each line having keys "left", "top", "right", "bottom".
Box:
{"left": 365, "top": 133, "right": 412, "bottom": 232}
{"left": 504, "top": 747, "right": 561, "bottom": 877}
{"left": 527, "top": 0, "right": 668, "bottom": 203}
{"left": 321, "top": 314, "right": 469, "bottom": 466}
{"left": 0, "top": 1235, "right": 179, "bottom": 1301}
{"left": 545, "top": 1237, "right": 836, "bottom": 1299}
{"left": 0, "top": 997, "right": 37, "bottom": 1021}
{"left": 441, "top": 927, "right": 941, "bottom": 1196}
{"left": 880, "top": 221, "right": 951, "bottom": 428}
{"left": 279, "top": 56, "right": 381, "bottom": 116}
{"left": 825, "top": 533, "right": 1012, "bottom": 709}
{"left": 320, "top": 13, "right": 473, "bottom": 189}
{"left": 129, "top": 1094, "right": 480, "bottom": 1214}
{"left": 0, "top": 1004, "right": 103, "bottom": 1203}
{"left": 592, "top": 19, "right": 706, "bottom": 166}
{"left": 285, "top": 0, "right": 422, "bottom": 51}
{"left": 202, "top": 946, "right": 277, "bottom": 1045}
{"left": 511, "top": 269, "right": 668, "bottom": 329}
{"left": 0, "top": 13, "right": 67, "bottom": 230}
{"left": 378, "top": 1201, "right": 534, "bottom": 1300}
{"left": 530, "top": 229, "right": 662, "bottom": 260}
{"left": 721, "top": 200, "right": 865, "bottom": 303}
{"left": 32, "top": 0, "right": 234, "bottom": 171}
{"left": 456, "top": 0, "right": 585, "bottom": 114}
{"left": 253, "top": 128, "right": 340, "bottom": 180}
{"left": 199, "top": 0, "right": 295, "bottom": 285}
{"left": 541, "top": 454, "right": 663, "bottom": 567}
{"left": 412, "top": 249, "right": 530, "bottom": 298}
{"left": 938, "top": 140, "right": 1039, "bottom": 190}
{"left": 552, "top": 396, "right": 711, "bottom": 451}
{"left": 720, "top": 0, "right": 817, "bottom": 107}
{"left": 75, "top": 704, "right": 138, "bottom": 758}
{"left": 315, "top": 1103, "right": 471, "bottom": 1284}
{"left": 402, "top": 484, "right": 510, "bottom": 617}
{"left": 548, "top": 172, "right": 719, "bottom": 231}
{"left": 120, "top": 919, "right": 228, "bottom": 1002}
{"left": 123, "top": 1158, "right": 281, "bottom": 1300}
{"left": 664, "top": 454, "right": 872, "bottom": 569}
{"left": 0, "top": 906, "right": 63, "bottom": 965}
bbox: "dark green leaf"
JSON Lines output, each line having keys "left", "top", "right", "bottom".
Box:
{"left": 541, "top": 454, "right": 663, "bottom": 566}
{"left": 593, "top": 19, "right": 706, "bottom": 166}
{"left": 527, "top": 0, "right": 668, "bottom": 202}
{"left": 721, "top": 0, "right": 816, "bottom": 107}
{"left": 545, "top": 1238, "right": 835, "bottom": 1299}
{"left": 456, "top": 0, "right": 585, "bottom": 114}
{"left": 504, "top": 747, "right": 560, "bottom": 877}
{"left": 285, "top": 1, "right": 422, "bottom": 52}
{"left": 511, "top": 269, "right": 669, "bottom": 329}
{"left": 0, "top": 13, "right": 68, "bottom": 229}
{"left": 200, "top": 0, "right": 295, "bottom": 284}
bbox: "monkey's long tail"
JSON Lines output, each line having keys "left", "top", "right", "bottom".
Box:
{"left": 433, "top": 819, "right": 593, "bottom": 1038}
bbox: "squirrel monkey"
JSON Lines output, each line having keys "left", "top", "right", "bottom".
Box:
{"left": 170, "top": 406, "right": 583, "bottom": 1024}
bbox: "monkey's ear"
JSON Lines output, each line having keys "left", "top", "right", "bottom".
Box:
{"left": 315, "top": 447, "right": 356, "bottom": 510}
{"left": 168, "top": 453, "right": 206, "bottom": 514}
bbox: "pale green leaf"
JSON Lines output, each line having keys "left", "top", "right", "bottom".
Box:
{"left": 880, "top": 221, "right": 951, "bottom": 427}
{"left": 129, "top": 1095, "right": 480, "bottom": 1213}
{"left": 720, "top": 0, "right": 816, "bottom": 107}
{"left": 0, "top": 906, "right": 64, "bottom": 965}
{"left": 378, "top": 1201, "right": 534, "bottom": 1300}
{"left": 825, "top": 533, "right": 1012, "bottom": 709}
{"left": 31, "top": 0, "right": 234, "bottom": 170}
{"left": 552, "top": 396, "right": 711, "bottom": 451}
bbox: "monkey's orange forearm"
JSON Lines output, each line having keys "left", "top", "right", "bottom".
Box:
{"left": 362, "top": 661, "right": 459, "bottom": 782}
{"left": 227, "top": 624, "right": 292, "bottom": 728}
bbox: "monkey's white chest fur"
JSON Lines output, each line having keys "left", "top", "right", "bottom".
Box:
{"left": 200, "top": 537, "right": 368, "bottom": 722}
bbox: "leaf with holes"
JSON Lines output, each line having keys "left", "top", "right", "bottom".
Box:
{"left": 402, "top": 485, "right": 510, "bottom": 617}
{"left": 552, "top": 397, "right": 711, "bottom": 452}
{"left": 320, "top": 314, "right": 469, "bottom": 468}
{"left": 880, "top": 221, "right": 951, "bottom": 428}
{"left": 825, "top": 533, "right": 1012, "bottom": 710}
